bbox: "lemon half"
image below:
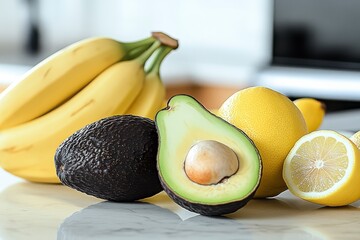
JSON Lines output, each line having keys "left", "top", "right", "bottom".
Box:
{"left": 283, "top": 130, "right": 360, "bottom": 206}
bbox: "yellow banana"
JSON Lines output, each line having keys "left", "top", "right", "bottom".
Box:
{"left": 126, "top": 46, "right": 174, "bottom": 119}
{"left": 0, "top": 36, "right": 155, "bottom": 130}
{"left": 0, "top": 41, "right": 161, "bottom": 183}
{"left": 293, "top": 98, "right": 326, "bottom": 132}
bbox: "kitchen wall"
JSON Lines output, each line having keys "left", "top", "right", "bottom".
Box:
{"left": 0, "top": 0, "right": 272, "bottom": 86}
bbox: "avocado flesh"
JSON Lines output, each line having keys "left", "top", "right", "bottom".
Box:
{"left": 156, "top": 95, "right": 262, "bottom": 215}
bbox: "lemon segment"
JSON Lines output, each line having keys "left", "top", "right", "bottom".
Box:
{"left": 283, "top": 130, "right": 360, "bottom": 206}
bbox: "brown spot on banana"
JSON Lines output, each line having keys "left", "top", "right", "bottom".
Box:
{"left": 43, "top": 67, "right": 51, "bottom": 79}
{"left": 72, "top": 46, "right": 83, "bottom": 55}
{"left": 1, "top": 145, "right": 33, "bottom": 153}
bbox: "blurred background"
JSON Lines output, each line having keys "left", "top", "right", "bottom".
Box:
{"left": 0, "top": 0, "right": 271, "bottom": 109}
{"left": 1, "top": 0, "right": 360, "bottom": 111}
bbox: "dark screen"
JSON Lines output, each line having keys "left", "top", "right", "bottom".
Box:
{"left": 273, "top": 0, "right": 360, "bottom": 70}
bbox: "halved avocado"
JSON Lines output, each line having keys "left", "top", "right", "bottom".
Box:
{"left": 155, "top": 95, "right": 262, "bottom": 216}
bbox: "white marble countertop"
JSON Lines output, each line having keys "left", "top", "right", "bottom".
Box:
{"left": 1, "top": 82, "right": 360, "bottom": 239}
{"left": 1, "top": 165, "right": 360, "bottom": 240}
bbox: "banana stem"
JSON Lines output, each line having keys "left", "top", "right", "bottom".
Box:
{"left": 121, "top": 32, "right": 178, "bottom": 61}
{"left": 146, "top": 46, "right": 173, "bottom": 74}
{"left": 136, "top": 41, "right": 162, "bottom": 66}
{"left": 122, "top": 36, "right": 156, "bottom": 60}
{"left": 124, "top": 44, "right": 151, "bottom": 60}
{"left": 122, "top": 36, "right": 156, "bottom": 52}
{"left": 152, "top": 32, "right": 179, "bottom": 49}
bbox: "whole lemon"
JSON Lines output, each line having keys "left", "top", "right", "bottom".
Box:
{"left": 293, "top": 98, "right": 326, "bottom": 132}
{"left": 218, "top": 86, "right": 307, "bottom": 198}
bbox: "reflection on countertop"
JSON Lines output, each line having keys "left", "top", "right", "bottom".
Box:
{"left": 1, "top": 169, "right": 360, "bottom": 240}
{"left": 0, "top": 181, "right": 100, "bottom": 240}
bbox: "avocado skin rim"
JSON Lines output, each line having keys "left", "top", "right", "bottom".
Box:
{"left": 159, "top": 178, "right": 259, "bottom": 216}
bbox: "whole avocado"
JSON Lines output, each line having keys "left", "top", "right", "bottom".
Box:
{"left": 54, "top": 115, "right": 162, "bottom": 201}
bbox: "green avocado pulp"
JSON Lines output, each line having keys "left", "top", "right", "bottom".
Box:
{"left": 156, "top": 95, "right": 261, "bottom": 205}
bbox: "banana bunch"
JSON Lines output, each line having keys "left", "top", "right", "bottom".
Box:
{"left": 0, "top": 36, "right": 156, "bottom": 130}
{"left": 0, "top": 32, "right": 178, "bottom": 183}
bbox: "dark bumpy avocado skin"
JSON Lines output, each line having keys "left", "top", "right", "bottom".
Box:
{"left": 54, "top": 115, "right": 162, "bottom": 202}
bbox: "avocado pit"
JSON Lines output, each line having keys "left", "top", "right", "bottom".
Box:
{"left": 184, "top": 140, "right": 239, "bottom": 185}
